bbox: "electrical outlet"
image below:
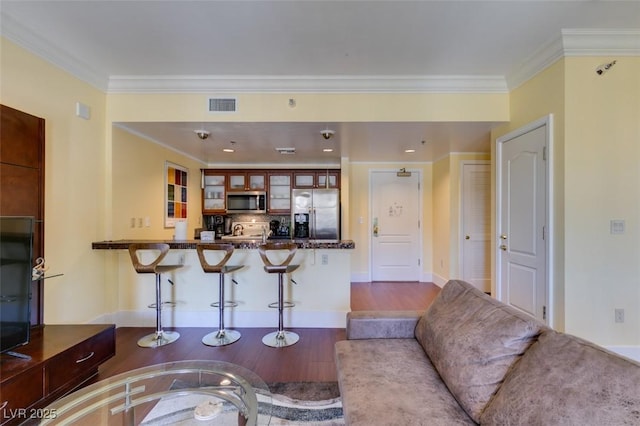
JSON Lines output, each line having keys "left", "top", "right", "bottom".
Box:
{"left": 321, "top": 254, "right": 329, "bottom": 265}
{"left": 130, "top": 217, "right": 136, "bottom": 228}
{"left": 615, "top": 308, "right": 625, "bottom": 323}
{"left": 137, "top": 218, "right": 143, "bottom": 228}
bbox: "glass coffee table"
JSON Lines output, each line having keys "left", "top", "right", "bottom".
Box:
{"left": 37, "top": 360, "right": 272, "bottom": 425}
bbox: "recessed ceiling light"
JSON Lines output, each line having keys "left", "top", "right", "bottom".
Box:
{"left": 405, "top": 149, "right": 416, "bottom": 153}
{"left": 223, "top": 148, "right": 234, "bottom": 153}
{"left": 323, "top": 148, "right": 333, "bottom": 152}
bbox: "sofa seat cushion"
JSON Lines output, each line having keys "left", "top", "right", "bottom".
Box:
{"left": 414, "top": 280, "right": 545, "bottom": 422}
{"left": 335, "top": 338, "right": 475, "bottom": 426}
{"left": 481, "top": 329, "right": 640, "bottom": 425}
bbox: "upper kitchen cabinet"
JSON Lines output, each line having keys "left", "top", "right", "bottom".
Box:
{"left": 293, "top": 170, "right": 340, "bottom": 189}
{"left": 268, "top": 172, "right": 292, "bottom": 213}
{"left": 202, "top": 170, "right": 226, "bottom": 214}
{"left": 227, "top": 171, "right": 266, "bottom": 192}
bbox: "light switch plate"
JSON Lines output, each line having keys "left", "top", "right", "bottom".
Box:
{"left": 610, "top": 219, "right": 625, "bottom": 235}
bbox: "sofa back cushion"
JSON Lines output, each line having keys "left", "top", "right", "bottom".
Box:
{"left": 481, "top": 329, "right": 640, "bottom": 425}
{"left": 415, "top": 279, "right": 545, "bottom": 423}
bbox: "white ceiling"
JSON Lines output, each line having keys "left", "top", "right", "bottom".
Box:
{"left": 2, "top": 1, "right": 638, "bottom": 165}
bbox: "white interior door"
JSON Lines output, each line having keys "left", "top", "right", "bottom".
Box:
{"left": 497, "top": 119, "right": 550, "bottom": 324}
{"left": 371, "top": 170, "right": 421, "bottom": 281}
{"left": 461, "top": 162, "right": 491, "bottom": 293}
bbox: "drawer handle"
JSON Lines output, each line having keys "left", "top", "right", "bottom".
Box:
{"left": 76, "top": 352, "right": 95, "bottom": 363}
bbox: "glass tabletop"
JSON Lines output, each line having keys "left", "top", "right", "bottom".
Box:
{"left": 32, "top": 360, "right": 272, "bottom": 425}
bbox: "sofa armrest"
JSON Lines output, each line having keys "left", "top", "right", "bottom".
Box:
{"left": 346, "top": 310, "right": 424, "bottom": 339}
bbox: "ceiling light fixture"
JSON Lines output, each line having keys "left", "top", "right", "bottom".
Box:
{"left": 405, "top": 149, "right": 416, "bottom": 153}
{"left": 223, "top": 148, "right": 234, "bottom": 153}
{"left": 321, "top": 129, "right": 335, "bottom": 140}
{"left": 323, "top": 148, "right": 334, "bottom": 152}
{"left": 194, "top": 129, "right": 210, "bottom": 140}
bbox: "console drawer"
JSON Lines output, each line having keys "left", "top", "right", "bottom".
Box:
{"left": 47, "top": 328, "right": 115, "bottom": 392}
{"left": 0, "top": 367, "right": 44, "bottom": 420}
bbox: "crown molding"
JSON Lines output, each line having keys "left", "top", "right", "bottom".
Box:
{"left": 507, "top": 29, "right": 640, "bottom": 89}
{"left": 106, "top": 74, "right": 508, "bottom": 94}
{"left": 0, "top": 12, "right": 108, "bottom": 91}
{"left": 2, "top": 12, "right": 638, "bottom": 95}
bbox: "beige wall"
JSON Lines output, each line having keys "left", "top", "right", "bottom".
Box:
{"left": 0, "top": 38, "right": 108, "bottom": 323}
{"left": 563, "top": 57, "right": 640, "bottom": 345}
{"left": 492, "top": 56, "right": 640, "bottom": 347}
{"left": 491, "top": 59, "right": 567, "bottom": 331}
{"left": 111, "top": 126, "right": 204, "bottom": 240}
{"left": 432, "top": 153, "right": 491, "bottom": 284}
{"left": 348, "top": 162, "right": 434, "bottom": 281}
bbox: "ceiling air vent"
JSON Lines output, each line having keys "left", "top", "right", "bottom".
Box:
{"left": 276, "top": 147, "right": 296, "bottom": 155}
{"left": 208, "top": 97, "right": 237, "bottom": 112}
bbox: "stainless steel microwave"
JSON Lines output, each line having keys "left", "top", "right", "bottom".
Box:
{"left": 226, "top": 191, "right": 266, "bottom": 213}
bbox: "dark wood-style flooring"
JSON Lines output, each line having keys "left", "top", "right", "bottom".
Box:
{"left": 97, "top": 281, "right": 440, "bottom": 383}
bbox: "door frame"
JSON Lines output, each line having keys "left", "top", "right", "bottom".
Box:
{"left": 458, "top": 160, "right": 491, "bottom": 290}
{"left": 368, "top": 168, "right": 423, "bottom": 282}
{"left": 495, "top": 115, "right": 555, "bottom": 327}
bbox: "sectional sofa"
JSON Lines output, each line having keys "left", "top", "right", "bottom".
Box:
{"left": 335, "top": 279, "right": 640, "bottom": 425}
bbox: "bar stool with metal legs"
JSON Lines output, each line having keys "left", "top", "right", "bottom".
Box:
{"left": 258, "top": 242, "right": 300, "bottom": 348}
{"left": 196, "top": 243, "right": 244, "bottom": 346}
{"left": 128, "top": 243, "right": 183, "bottom": 348}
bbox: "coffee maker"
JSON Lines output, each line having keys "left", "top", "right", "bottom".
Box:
{"left": 293, "top": 213, "right": 309, "bottom": 238}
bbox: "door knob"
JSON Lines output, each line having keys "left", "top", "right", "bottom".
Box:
{"left": 500, "top": 244, "right": 508, "bottom": 251}
{"left": 500, "top": 234, "right": 508, "bottom": 240}
{"left": 465, "top": 235, "right": 470, "bottom": 240}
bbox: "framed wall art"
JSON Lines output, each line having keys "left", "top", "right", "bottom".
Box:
{"left": 165, "top": 161, "right": 188, "bottom": 227}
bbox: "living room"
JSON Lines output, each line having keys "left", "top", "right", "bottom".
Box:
{"left": 0, "top": 2, "right": 639, "bottom": 422}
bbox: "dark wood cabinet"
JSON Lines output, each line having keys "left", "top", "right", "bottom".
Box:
{"left": 227, "top": 171, "right": 266, "bottom": 191}
{"left": 0, "top": 324, "right": 116, "bottom": 425}
{"left": 293, "top": 169, "right": 340, "bottom": 189}
{"left": 0, "top": 105, "right": 45, "bottom": 326}
{"left": 202, "top": 170, "right": 226, "bottom": 214}
{"left": 202, "top": 168, "right": 340, "bottom": 214}
{"left": 268, "top": 172, "right": 292, "bottom": 213}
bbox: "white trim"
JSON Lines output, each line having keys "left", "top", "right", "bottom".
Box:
{"left": 606, "top": 346, "right": 640, "bottom": 363}
{"left": 562, "top": 29, "right": 640, "bottom": 56}
{"left": 90, "top": 309, "right": 347, "bottom": 329}
{"left": 107, "top": 75, "right": 508, "bottom": 94}
{"left": 495, "top": 115, "right": 554, "bottom": 327}
{"left": 0, "top": 12, "right": 108, "bottom": 90}
{"left": 2, "top": 15, "right": 637, "bottom": 94}
{"left": 506, "top": 29, "right": 640, "bottom": 90}
{"left": 350, "top": 272, "right": 370, "bottom": 283}
{"left": 431, "top": 273, "right": 448, "bottom": 288}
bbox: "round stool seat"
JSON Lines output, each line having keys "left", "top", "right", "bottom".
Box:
{"left": 258, "top": 242, "right": 300, "bottom": 348}
{"left": 196, "top": 243, "right": 244, "bottom": 347}
{"left": 128, "top": 243, "right": 183, "bottom": 348}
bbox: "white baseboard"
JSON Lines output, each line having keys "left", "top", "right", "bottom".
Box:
{"left": 606, "top": 345, "right": 640, "bottom": 363}
{"left": 350, "top": 272, "right": 369, "bottom": 282}
{"left": 431, "top": 273, "right": 448, "bottom": 288}
{"left": 90, "top": 309, "right": 348, "bottom": 329}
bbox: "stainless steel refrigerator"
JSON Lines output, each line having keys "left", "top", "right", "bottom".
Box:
{"left": 291, "top": 188, "right": 340, "bottom": 240}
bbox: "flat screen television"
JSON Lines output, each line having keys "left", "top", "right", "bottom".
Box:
{"left": 0, "top": 216, "right": 34, "bottom": 355}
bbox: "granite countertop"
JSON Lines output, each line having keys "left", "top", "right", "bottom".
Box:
{"left": 92, "top": 239, "right": 355, "bottom": 250}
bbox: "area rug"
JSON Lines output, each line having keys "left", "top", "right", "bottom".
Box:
{"left": 140, "top": 381, "right": 343, "bottom": 425}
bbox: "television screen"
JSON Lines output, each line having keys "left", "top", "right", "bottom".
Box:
{"left": 0, "top": 216, "right": 34, "bottom": 354}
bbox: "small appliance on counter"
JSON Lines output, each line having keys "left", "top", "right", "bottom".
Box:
{"left": 221, "top": 221, "right": 270, "bottom": 241}
{"left": 200, "top": 231, "right": 215, "bottom": 241}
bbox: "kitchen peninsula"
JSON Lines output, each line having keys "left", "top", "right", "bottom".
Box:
{"left": 92, "top": 239, "right": 354, "bottom": 328}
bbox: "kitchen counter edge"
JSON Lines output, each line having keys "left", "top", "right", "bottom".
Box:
{"left": 92, "top": 239, "right": 355, "bottom": 250}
